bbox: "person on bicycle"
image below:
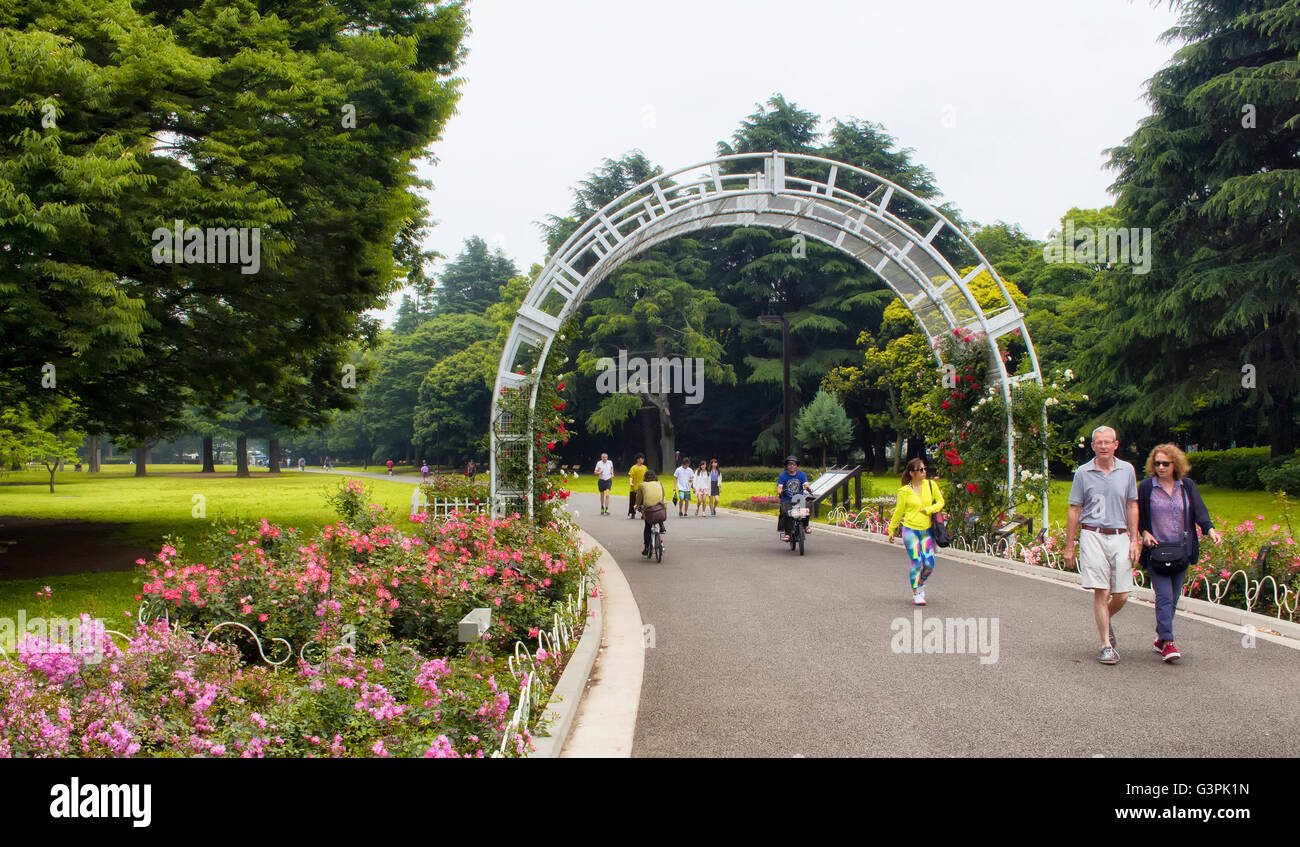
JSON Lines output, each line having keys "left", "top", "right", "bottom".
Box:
{"left": 636, "top": 470, "right": 669, "bottom": 557}
{"left": 777, "top": 456, "right": 812, "bottom": 542}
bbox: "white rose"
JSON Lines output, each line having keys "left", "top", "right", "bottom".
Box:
{"left": 1081, "top": 394, "right": 1089, "bottom": 401}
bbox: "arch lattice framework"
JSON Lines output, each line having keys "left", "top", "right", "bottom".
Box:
{"left": 492, "top": 152, "right": 1046, "bottom": 524}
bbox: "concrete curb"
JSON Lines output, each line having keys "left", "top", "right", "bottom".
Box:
{"left": 558, "top": 530, "right": 645, "bottom": 757}
{"left": 529, "top": 541, "right": 604, "bottom": 759}
{"left": 717, "top": 505, "right": 1300, "bottom": 647}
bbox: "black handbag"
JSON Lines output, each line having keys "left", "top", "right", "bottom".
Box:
{"left": 927, "top": 480, "right": 951, "bottom": 548}
{"left": 1144, "top": 485, "right": 1191, "bottom": 576}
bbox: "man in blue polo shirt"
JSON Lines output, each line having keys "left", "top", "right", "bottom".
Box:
{"left": 1064, "top": 425, "right": 1140, "bottom": 665}
{"left": 776, "top": 456, "right": 811, "bottom": 542}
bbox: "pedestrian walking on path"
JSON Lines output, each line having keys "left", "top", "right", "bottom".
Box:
{"left": 595, "top": 452, "right": 615, "bottom": 515}
{"left": 708, "top": 459, "right": 722, "bottom": 516}
{"left": 421, "top": 461, "right": 430, "bottom": 484}
{"left": 298, "top": 457, "right": 306, "bottom": 472}
{"left": 627, "top": 454, "right": 647, "bottom": 518}
{"left": 673, "top": 458, "right": 694, "bottom": 517}
{"left": 693, "top": 461, "right": 710, "bottom": 516}
{"left": 386, "top": 458, "right": 394, "bottom": 476}
{"left": 1138, "top": 443, "right": 1221, "bottom": 663}
{"left": 887, "top": 458, "right": 944, "bottom": 605}
{"left": 1065, "top": 425, "right": 1140, "bottom": 665}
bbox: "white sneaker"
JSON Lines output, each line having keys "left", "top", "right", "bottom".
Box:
{"left": 912, "top": 590, "right": 926, "bottom": 606}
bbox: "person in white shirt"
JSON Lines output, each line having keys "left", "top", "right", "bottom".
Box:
{"left": 693, "top": 461, "right": 710, "bottom": 516}
{"left": 673, "top": 457, "right": 694, "bottom": 517}
{"left": 593, "top": 453, "right": 615, "bottom": 516}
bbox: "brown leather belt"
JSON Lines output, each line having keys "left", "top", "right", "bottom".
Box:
{"left": 1081, "top": 524, "right": 1127, "bottom": 536}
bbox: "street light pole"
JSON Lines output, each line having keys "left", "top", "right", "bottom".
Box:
{"left": 759, "top": 313, "right": 792, "bottom": 459}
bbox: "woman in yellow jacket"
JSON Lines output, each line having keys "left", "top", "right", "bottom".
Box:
{"left": 888, "top": 458, "right": 945, "bottom": 606}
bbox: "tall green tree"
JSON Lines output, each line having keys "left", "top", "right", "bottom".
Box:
{"left": 1088, "top": 0, "right": 1300, "bottom": 455}
{"left": 432, "top": 236, "right": 519, "bottom": 316}
{"left": 3, "top": 0, "right": 470, "bottom": 471}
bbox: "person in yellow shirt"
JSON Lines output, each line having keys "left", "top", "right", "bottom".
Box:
{"left": 627, "top": 453, "right": 648, "bottom": 519}
{"left": 635, "top": 470, "right": 668, "bottom": 556}
{"left": 887, "top": 458, "right": 945, "bottom": 606}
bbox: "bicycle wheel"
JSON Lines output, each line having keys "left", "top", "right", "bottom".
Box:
{"left": 798, "top": 533, "right": 805, "bottom": 556}
{"left": 655, "top": 529, "right": 663, "bottom": 563}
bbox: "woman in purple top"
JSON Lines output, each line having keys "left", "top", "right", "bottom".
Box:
{"left": 1136, "top": 444, "right": 1221, "bottom": 662}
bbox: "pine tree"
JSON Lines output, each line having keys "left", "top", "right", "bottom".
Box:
{"left": 794, "top": 390, "right": 854, "bottom": 470}
{"left": 1087, "top": 0, "right": 1300, "bottom": 455}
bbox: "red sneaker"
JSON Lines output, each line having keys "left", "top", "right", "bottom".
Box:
{"left": 1160, "top": 641, "right": 1181, "bottom": 662}
{"left": 1152, "top": 638, "right": 1163, "bottom": 654}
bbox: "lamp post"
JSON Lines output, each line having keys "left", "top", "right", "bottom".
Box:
{"left": 758, "top": 313, "right": 791, "bottom": 459}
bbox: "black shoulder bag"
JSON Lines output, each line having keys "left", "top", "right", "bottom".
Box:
{"left": 927, "top": 480, "right": 951, "bottom": 548}
{"left": 1145, "top": 485, "right": 1191, "bottom": 576}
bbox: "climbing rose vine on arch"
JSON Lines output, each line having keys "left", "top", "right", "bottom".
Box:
{"left": 911, "top": 328, "right": 1082, "bottom": 539}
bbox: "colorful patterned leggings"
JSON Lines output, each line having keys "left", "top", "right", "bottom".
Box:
{"left": 903, "top": 527, "right": 936, "bottom": 591}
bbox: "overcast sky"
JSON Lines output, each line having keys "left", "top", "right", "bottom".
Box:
{"left": 380, "top": 0, "right": 1183, "bottom": 322}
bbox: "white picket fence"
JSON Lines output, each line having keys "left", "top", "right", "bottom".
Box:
{"left": 409, "top": 489, "right": 492, "bottom": 520}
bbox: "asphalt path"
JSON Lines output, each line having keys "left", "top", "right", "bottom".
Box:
{"left": 571, "top": 491, "right": 1300, "bottom": 758}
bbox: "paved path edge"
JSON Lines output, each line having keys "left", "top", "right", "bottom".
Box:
{"left": 530, "top": 542, "right": 604, "bottom": 759}
{"left": 557, "top": 529, "right": 645, "bottom": 757}
{"left": 719, "top": 506, "right": 1300, "bottom": 648}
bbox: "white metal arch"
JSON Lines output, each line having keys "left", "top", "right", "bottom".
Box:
{"left": 492, "top": 151, "right": 1045, "bottom": 524}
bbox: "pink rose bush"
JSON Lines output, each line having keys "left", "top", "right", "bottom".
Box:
{"left": 0, "top": 622, "right": 560, "bottom": 758}
{"left": 138, "top": 488, "right": 595, "bottom": 659}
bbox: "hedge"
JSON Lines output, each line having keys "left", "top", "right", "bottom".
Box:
{"left": 1185, "top": 447, "right": 1297, "bottom": 490}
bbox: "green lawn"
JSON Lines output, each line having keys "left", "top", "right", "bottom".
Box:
{"left": 0, "top": 468, "right": 424, "bottom": 646}
{"left": 0, "top": 466, "right": 419, "bottom": 545}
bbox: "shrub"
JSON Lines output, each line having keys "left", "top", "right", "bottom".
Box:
{"left": 717, "top": 466, "right": 825, "bottom": 482}
{"left": 1186, "top": 447, "right": 1294, "bottom": 490}
{"left": 1258, "top": 457, "right": 1300, "bottom": 495}
{"left": 729, "top": 495, "right": 781, "bottom": 511}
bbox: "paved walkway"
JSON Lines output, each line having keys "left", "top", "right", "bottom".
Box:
{"left": 569, "top": 492, "right": 1300, "bottom": 758}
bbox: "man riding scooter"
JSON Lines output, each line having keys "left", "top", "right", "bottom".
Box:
{"left": 777, "top": 456, "right": 813, "bottom": 542}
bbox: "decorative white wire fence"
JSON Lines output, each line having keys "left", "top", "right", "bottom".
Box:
{"left": 495, "top": 573, "right": 592, "bottom": 758}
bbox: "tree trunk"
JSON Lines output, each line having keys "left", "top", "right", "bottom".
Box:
{"left": 88, "top": 435, "right": 101, "bottom": 472}
{"left": 47, "top": 462, "right": 56, "bottom": 494}
{"left": 648, "top": 393, "right": 674, "bottom": 476}
{"left": 236, "top": 433, "right": 249, "bottom": 478}
{"left": 640, "top": 407, "right": 657, "bottom": 473}
{"left": 650, "top": 338, "right": 675, "bottom": 473}
{"left": 201, "top": 435, "right": 216, "bottom": 472}
{"left": 892, "top": 432, "right": 904, "bottom": 475}
{"left": 268, "top": 438, "right": 281, "bottom": 474}
{"left": 821, "top": 446, "right": 827, "bottom": 471}
{"left": 1268, "top": 391, "right": 1295, "bottom": 457}
{"left": 134, "top": 444, "right": 148, "bottom": 477}
{"left": 872, "top": 430, "right": 888, "bottom": 475}
{"left": 858, "top": 422, "right": 873, "bottom": 471}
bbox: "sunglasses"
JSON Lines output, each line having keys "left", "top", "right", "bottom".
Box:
{"left": 1153, "top": 461, "right": 1172, "bottom": 467}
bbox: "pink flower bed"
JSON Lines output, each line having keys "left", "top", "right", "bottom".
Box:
{"left": 1, "top": 483, "right": 595, "bottom": 757}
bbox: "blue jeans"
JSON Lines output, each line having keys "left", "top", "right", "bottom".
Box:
{"left": 1148, "top": 568, "right": 1185, "bottom": 642}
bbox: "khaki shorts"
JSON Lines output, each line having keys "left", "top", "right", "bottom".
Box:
{"left": 1078, "top": 529, "right": 1134, "bottom": 593}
